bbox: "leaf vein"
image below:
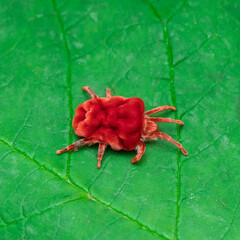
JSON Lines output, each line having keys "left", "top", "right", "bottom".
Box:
{"left": 93, "top": 218, "right": 120, "bottom": 240}
{"left": 167, "top": 0, "right": 188, "bottom": 24}
{"left": 52, "top": 0, "right": 73, "bottom": 180}
{"left": 109, "top": 166, "right": 133, "bottom": 205}
{"left": 0, "top": 197, "right": 84, "bottom": 229}
{"left": 174, "top": 35, "right": 215, "bottom": 67}
{"left": 181, "top": 126, "right": 239, "bottom": 166}
{"left": 88, "top": 157, "right": 111, "bottom": 192}
{"left": 180, "top": 80, "right": 220, "bottom": 119}
{"left": 220, "top": 195, "right": 240, "bottom": 240}
{"left": 11, "top": 109, "right": 33, "bottom": 146}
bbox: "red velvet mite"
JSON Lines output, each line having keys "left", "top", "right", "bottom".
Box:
{"left": 57, "top": 86, "right": 188, "bottom": 168}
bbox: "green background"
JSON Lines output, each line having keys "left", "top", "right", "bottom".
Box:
{"left": 0, "top": 0, "right": 240, "bottom": 239}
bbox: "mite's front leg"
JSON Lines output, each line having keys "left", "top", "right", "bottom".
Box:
{"left": 145, "top": 105, "right": 176, "bottom": 115}
{"left": 82, "top": 86, "right": 98, "bottom": 99}
{"left": 149, "top": 117, "right": 184, "bottom": 126}
{"left": 106, "top": 87, "right": 112, "bottom": 98}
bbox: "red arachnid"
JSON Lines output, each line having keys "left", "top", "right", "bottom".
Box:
{"left": 57, "top": 86, "right": 188, "bottom": 168}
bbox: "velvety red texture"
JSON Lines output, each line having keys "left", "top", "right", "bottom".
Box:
{"left": 73, "top": 97, "right": 145, "bottom": 151}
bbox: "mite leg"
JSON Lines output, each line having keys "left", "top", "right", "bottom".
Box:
{"left": 106, "top": 87, "right": 112, "bottom": 98}
{"left": 56, "top": 138, "right": 91, "bottom": 154}
{"left": 149, "top": 117, "right": 184, "bottom": 126}
{"left": 97, "top": 143, "right": 107, "bottom": 169}
{"left": 131, "top": 141, "right": 146, "bottom": 164}
{"left": 145, "top": 105, "right": 176, "bottom": 115}
{"left": 82, "top": 86, "right": 98, "bottom": 99}
{"left": 146, "top": 132, "right": 188, "bottom": 155}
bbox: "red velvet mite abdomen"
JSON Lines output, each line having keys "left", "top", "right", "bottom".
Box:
{"left": 73, "top": 97, "right": 145, "bottom": 151}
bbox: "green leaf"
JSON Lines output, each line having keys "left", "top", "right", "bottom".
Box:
{"left": 0, "top": 0, "right": 240, "bottom": 239}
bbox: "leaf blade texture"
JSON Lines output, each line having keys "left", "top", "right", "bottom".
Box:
{"left": 0, "top": 0, "right": 240, "bottom": 239}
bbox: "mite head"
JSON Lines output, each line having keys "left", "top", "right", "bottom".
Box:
{"left": 142, "top": 116, "right": 159, "bottom": 138}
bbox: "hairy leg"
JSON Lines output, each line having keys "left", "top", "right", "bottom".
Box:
{"left": 97, "top": 143, "right": 107, "bottom": 168}
{"left": 149, "top": 117, "right": 184, "bottom": 126}
{"left": 106, "top": 87, "right": 112, "bottom": 98}
{"left": 131, "top": 141, "right": 146, "bottom": 164}
{"left": 56, "top": 138, "right": 91, "bottom": 154}
{"left": 145, "top": 132, "right": 188, "bottom": 155}
{"left": 82, "top": 86, "right": 98, "bottom": 99}
{"left": 145, "top": 105, "right": 176, "bottom": 115}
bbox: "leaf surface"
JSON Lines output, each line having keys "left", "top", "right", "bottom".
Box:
{"left": 0, "top": 0, "right": 240, "bottom": 239}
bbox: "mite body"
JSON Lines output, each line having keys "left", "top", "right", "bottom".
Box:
{"left": 57, "top": 86, "right": 188, "bottom": 168}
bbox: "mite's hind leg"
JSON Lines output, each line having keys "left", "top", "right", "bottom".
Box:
{"left": 146, "top": 132, "right": 188, "bottom": 155}
{"left": 82, "top": 86, "right": 98, "bottom": 99}
{"left": 145, "top": 105, "right": 176, "bottom": 115}
{"left": 106, "top": 87, "right": 112, "bottom": 98}
{"left": 149, "top": 117, "right": 184, "bottom": 126}
{"left": 97, "top": 143, "right": 107, "bottom": 168}
{"left": 56, "top": 138, "right": 91, "bottom": 154}
{"left": 131, "top": 141, "right": 146, "bottom": 164}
